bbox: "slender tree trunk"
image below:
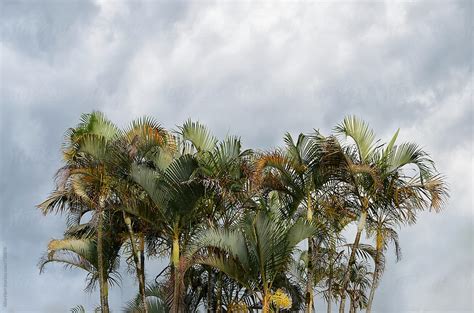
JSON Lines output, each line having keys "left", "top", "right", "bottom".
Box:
{"left": 123, "top": 212, "right": 148, "bottom": 313}
{"left": 339, "top": 294, "right": 347, "bottom": 313}
{"left": 328, "top": 235, "right": 340, "bottom": 313}
{"left": 327, "top": 252, "right": 333, "bottom": 313}
{"left": 216, "top": 271, "right": 223, "bottom": 313}
{"left": 327, "top": 283, "right": 332, "bottom": 313}
{"left": 171, "top": 226, "right": 181, "bottom": 313}
{"left": 306, "top": 237, "right": 314, "bottom": 313}
{"left": 262, "top": 289, "right": 271, "bottom": 313}
{"left": 366, "top": 249, "right": 381, "bottom": 313}
{"left": 139, "top": 233, "right": 146, "bottom": 303}
{"left": 338, "top": 209, "right": 367, "bottom": 313}
{"left": 97, "top": 207, "right": 110, "bottom": 313}
{"left": 207, "top": 268, "right": 213, "bottom": 313}
{"left": 305, "top": 191, "right": 314, "bottom": 313}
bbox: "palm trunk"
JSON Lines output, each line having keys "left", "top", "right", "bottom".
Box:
{"left": 171, "top": 226, "right": 181, "bottom": 313}
{"left": 339, "top": 294, "right": 346, "bottom": 313}
{"left": 327, "top": 281, "right": 332, "bottom": 313}
{"left": 305, "top": 192, "right": 314, "bottom": 313}
{"left": 97, "top": 207, "right": 110, "bottom": 313}
{"left": 366, "top": 249, "right": 381, "bottom": 313}
{"left": 262, "top": 289, "right": 271, "bottom": 313}
{"left": 123, "top": 212, "right": 148, "bottom": 313}
{"left": 327, "top": 252, "right": 333, "bottom": 313}
{"left": 305, "top": 237, "right": 314, "bottom": 313}
{"left": 139, "top": 233, "right": 146, "bottom": 298}
{"left": 338, "top": 209, "right": 367, "bottom": 313}
{"left": 216, "top": 271, "right": 223, "bottom": 313}
{"left": 139, "top": 233, "right": 146, "bottom": 308}
{"left": 327, "top": 235, "right": 339, "bottom": 313}
{"left": 207, "top": 268, "right": 213, "bottom": 313}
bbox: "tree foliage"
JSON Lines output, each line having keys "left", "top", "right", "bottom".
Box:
{"left": 38, "top": 113, "right": 448, "bottom": 313}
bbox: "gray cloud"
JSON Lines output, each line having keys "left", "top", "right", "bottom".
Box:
{"left": 1, "top": 0, "right": 472, "bottom": 312}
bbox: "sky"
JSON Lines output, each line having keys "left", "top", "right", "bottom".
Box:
{"left": 0, "top": 0, "right": 472, "bottom": 312}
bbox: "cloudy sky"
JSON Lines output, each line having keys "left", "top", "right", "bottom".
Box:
{"left": 0, "top": 0, "right": 472, "bottom": 312}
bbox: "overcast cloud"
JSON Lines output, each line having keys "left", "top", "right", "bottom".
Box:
{"left": 0, "top": 0, "right": 472, "bottom": 312}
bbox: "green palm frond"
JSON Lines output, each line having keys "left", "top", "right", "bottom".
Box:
{"left": 152, "top": 147, "right": 175, "bottom": 171}
{"left": 286, "top": 218, "right": 320, "bottom": 248}
{"left": 78, "top": 111, "right": 119, "bottom": 141}
{"left": 62, "top": 111, "right": 119, "bottom": 164}
{"left": 199, "top": 254, "right": 251, "bottom": 290}
{"left": 284, "top": 133, "right": 320, "bottom": 168}
{"left": 342, "top": 243, "right": 377, "bottom": 263}
{"left": 78, "top": 134, "right": 109, "bottom": 161}
{"left": 131, "top": 164, "right": 167, "bottom": 207}
{"left": 70, "top": 305, "right": 86, "bottom": 313}
{"left": 124, "top": 282, "right": 170, "bottom": 313}
{"left": 65, "top": 222, "right": 97, "bottom": 239}
{"left": 216, "top": 136, "right": 243, "bottom": 163}
{"left": 334, "top": 116, "right": 378, "bottom": 163}
{"left": 179, "top": 119, "right": 217, "bottom": 152}
{"left": 187, "top": 228, "right": 250, "bottom": 269}
{"left": 385, "top": 142, "right": 435, "bottom": 180}
{"left": 162, "top": 155, "right": 199, "bottom": 192}
{"left": 382, "top": 128, "right": 400, "bottom": 159}
{"left": 189, "top": 209, "right": 318, "bottom": 301}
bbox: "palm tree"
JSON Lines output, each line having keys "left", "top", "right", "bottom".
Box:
{"left": 331, "top": 116, "right": 383, "bottom": 313}
{"left": 320, "top": 200, "right": 352, "bottom": 313}
{"left": 256, "top": 132, "right": 332, "bottom": 312}
{"left": 132, "top": 120, "right": 256, "bottom": 312}
{"left": 364, "top": 209, "right": 399, "bottom": 313}
{"left": 362, "top": 128, "right": 448, "bottom": 313}
{"left": 188, "top": 202, "right": 321, "bottom": 313}
{"left": 38, "top": 111, "right": 120, "bottom": 312}
{"left": 131, "top": 150, "right": 206, "bottom": 312}
{"left": 188, "top": 127, "right": 255, "bottom": 312}
{"left": 346, "top": 261, "right": 372, "bottom": 313}
{"left": 333, "top": 116, "right": 448, "bottom": 313}
{"left": 40, "top": 113, "right": 170, "bottom": 313}
{"left": 111, "top": 116, "right": 170, "bottom": 313}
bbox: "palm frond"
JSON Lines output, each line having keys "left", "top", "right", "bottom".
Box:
{"left": 70, "top": 305, "right": 86, "bottom": 313}
{"left": 179, "top": 120, "right": 217, "bottom": 152}
{"left": 385, "top": 142, "right": 435, "bottom": 180}
{"left": 334, "top": 116, "right": 377, "bottom": 163}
